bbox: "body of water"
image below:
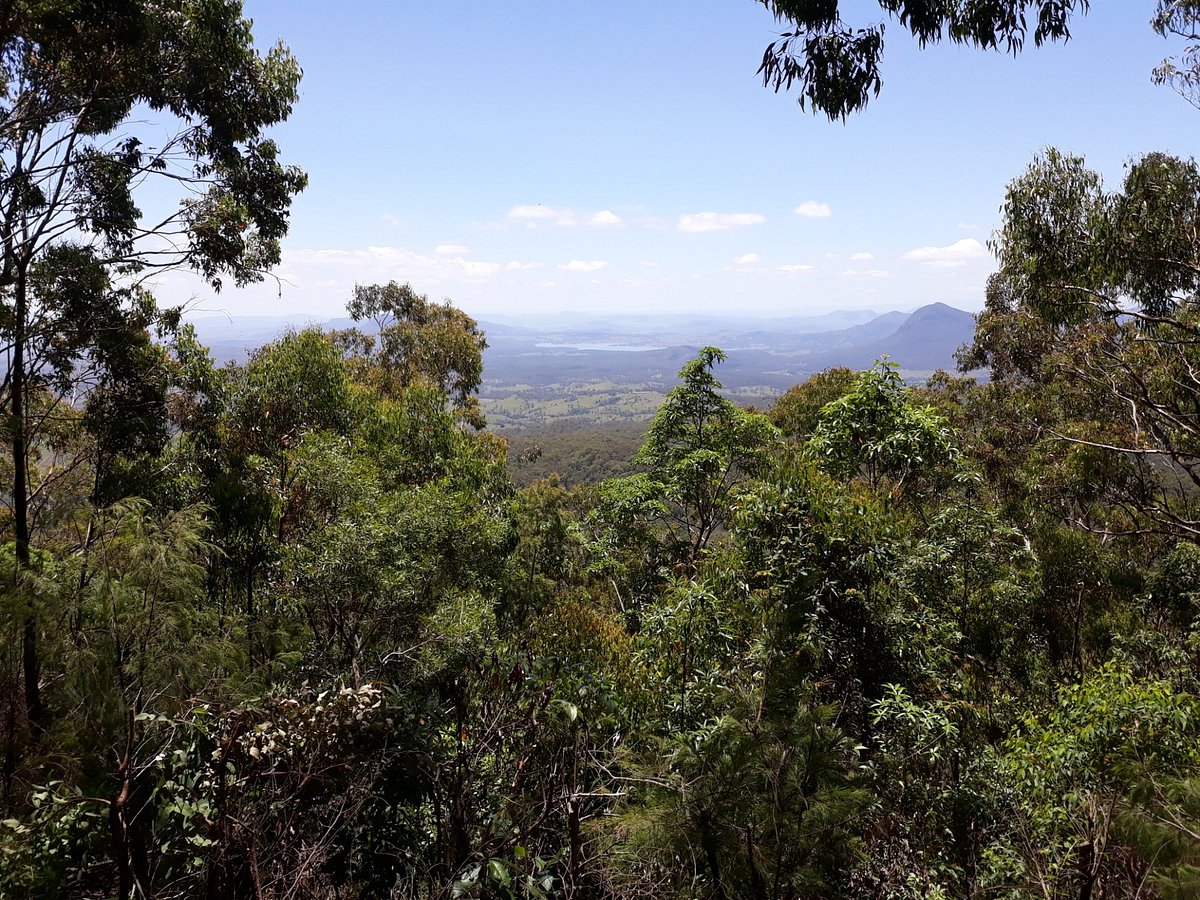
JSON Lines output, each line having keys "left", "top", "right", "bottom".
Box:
{"left": 534, "top": 342, "right": 666, "bottom": 352}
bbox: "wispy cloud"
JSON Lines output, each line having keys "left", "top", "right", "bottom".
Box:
{"left": 727, "top": 254, "right": 815, "bottom": 275}
{"left": 794, "top": 200, "right": 832, "bottom": 218}
{"left": 507, "top": 204, "right": 556, "bottom": 220}
{"left": 275, "top": 246, "right": 507, "bottom": 286}
{"left": 677, "top": 211, "right": 766, "bottom": 233}
{"left": 903, "top": 238, "right": 987, "bottom": 267}
{"left": 850, "top": 251, "right": 874, "bottom": 261}
{"left": 507, "top": 204, "right": 577, "bottom": 228}
{"left": 841, "top": 269, "right": 890, "bottom": 279}
{"left": 559, "top": 260, "right": 609, "bottom": 273}
{"left": 588, "top": 209, "right": 625, "bottom": 228}
{"left": 436, "top": 243, "right": 470, "bottom": 256}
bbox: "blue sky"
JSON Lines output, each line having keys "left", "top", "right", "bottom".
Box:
{"left": 161, "top": 2, "right": 1199, "bottom": 321}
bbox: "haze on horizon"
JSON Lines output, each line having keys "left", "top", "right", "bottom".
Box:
{"left": 154, "top": 2, "right": 1198, "bottom": 324}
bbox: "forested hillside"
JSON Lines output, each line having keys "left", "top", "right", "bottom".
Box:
{"left": 5, "top": 2, "right": 1200, "bottom": 899}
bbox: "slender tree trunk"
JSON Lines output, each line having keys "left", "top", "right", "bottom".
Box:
{"left": 13, "top": 264, "right": 41, "bottom": 730}
{"left": 1, "top": 681, "right": 15, "bottom": 809}
{"left": 566, "top": 734, "right": 581, "bottom": 894}
{"left": 697, "top": 814, "right": 727, "bottom": 900}
{"left": 745, "top": 825, "right": 768, "bottom": 900}
{"left": 73, "top": 515, "right": 96, "bottom": 635}
{"left": 1078, "top": 839, "right": 1096, "bottom": 900}
{"left": 110, "top": 754, "right": 134, "bottom": 900}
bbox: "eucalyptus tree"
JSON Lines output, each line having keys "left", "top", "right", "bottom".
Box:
{"left": 1154, "top": 0, "right": 1200, "bottom": 107}
{"left": 962, "top": 150, "right": 1200, "bottom": 541}
{"left": 755, "top": 0, "right": 1089, "bottom": 117}
{"left": 0, "top": 0, "right": 306, "bottom": 726}
{"left": 336, "top": 280, "right": 489, "bottom": 429}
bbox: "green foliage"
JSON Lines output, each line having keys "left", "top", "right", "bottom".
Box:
{"left": 963, "top": 149, "right": 1200, "bottom": 541}
{"left": 593, "top": 347, "right": 780, "bottom": 570}
{"left": 987, "top": 664, "right": 1200, "bottom": 898}
{"left": 611, "top": 707, "right": 867, "bottom": 898}
{"left": 506, "top": 420, "right": 648, "bottom": 487}
{"left": 1149, "top": 541, "right": 1200, "bottom": 628}
{"left": 756, "top": 0, "right": 1087, "bottom": 118}
{"left": 770, "top": 366, "right": 858, "bottom": 440}
{"left": 0, "top": 0, "right": 307, "bottom": 287}
{"left": 500, "top": 477, "right": 575, "bottom": 626}
{"left": 806, "top": 360, "right": 960, "bottom": 493}
{"left": 1154, "top": 1, "right": 1200, "bottom": 107}
{"left": 235, "top": 327, "right": 355, "bottom": 454}
{"left": 339, "top": 280, "right": 489, "bottom": 429}
{"left": 7, "top": 28, "right": 1200, "bottom": 888}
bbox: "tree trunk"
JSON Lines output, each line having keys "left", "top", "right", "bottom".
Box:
{"left": 697, "top": 813, "right": 727, "bottom": 900}
{"left": 110, "top": 752, "right": 134, "bottom": 900}
{"left": 12, "top": 264, "right": 41, "bottom": 730}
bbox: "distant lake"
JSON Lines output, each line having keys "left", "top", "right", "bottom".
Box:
{"left": 534, "top": 342, "right": 666, "bottom": 352}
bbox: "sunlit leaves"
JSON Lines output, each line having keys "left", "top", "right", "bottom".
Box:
{"left": 806, "top": 360, "right": 960, "bottom": 492}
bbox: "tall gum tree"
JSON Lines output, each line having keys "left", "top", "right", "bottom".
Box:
{"left": 0, "top": 0, "right": 307, "bottom": 728}
{"left": 962, "top": 149, "right": 1200, "bottom": 541}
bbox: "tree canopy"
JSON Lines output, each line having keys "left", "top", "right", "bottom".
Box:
{"left": 756, "top": 0, "right": 1089, "bottom": 117}
{"left": 7, "top": 3, "right": 1200, "bottom": 898}
{"left": 0, "top": 0, "right": 307, "bottom": 730}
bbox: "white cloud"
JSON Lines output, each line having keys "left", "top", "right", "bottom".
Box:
{"left": 841, "top": 269, "right": 890, "bottom": 279}
{"left": 850, "top": 251, "right": 874, "bottom": 261}
{"left": 559, "top": 260, "right": 609, "bottom": 273}
{"left": 903, "top": 238, "right": 987, "bottom": 268}
{"left": 505, "top": 260, "right": 544, "bottom": 270}
{"left": 271, "top": 245, "right": 509, "bottom": 290}
{"left": 507, "top": 204, "right": 557, "bottom": 221}
{"left": 794, "top": 200, "right": 832, "bottom": 218}
{"left": 436, "top": 243, "right": 470, "bottom": 256}
{"left": 677, "top": 211, "right": 766, "bottom": 233}
{"left": 588, "top": 209, "right": 625, "bottom": 228}
{"left": 460, "top": 261, "right": 502, "bottom": 278}
{"left": 726, "top": 255, "right": 814, "bottom": 275}
{"left": 507, "top": 204, "right": 577, "bottom": 228}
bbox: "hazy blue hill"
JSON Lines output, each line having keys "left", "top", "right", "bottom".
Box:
{"left": 745, "top": 309, "right": 909, "bottom": 352}
{"left": 799, "top": 302, "right": 977, "bottom": 373}
{"left": 188, "top": 314, "right": 325, "bottom": 364}
{"left": 473, "top": 320, "right": 534, "bottom": 337}
{"left": 481, "top": 309, "right": 882, "bottom": 340}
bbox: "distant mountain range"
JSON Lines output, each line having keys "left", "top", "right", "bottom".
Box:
{"left": 478, "top": 307, "right": 884, "bottom": 338}
{"left": 474, "top": 302, "right": 978, "bottom": 393}
{"left": 184, "top": 302, "right": 981, "bottom": 421}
